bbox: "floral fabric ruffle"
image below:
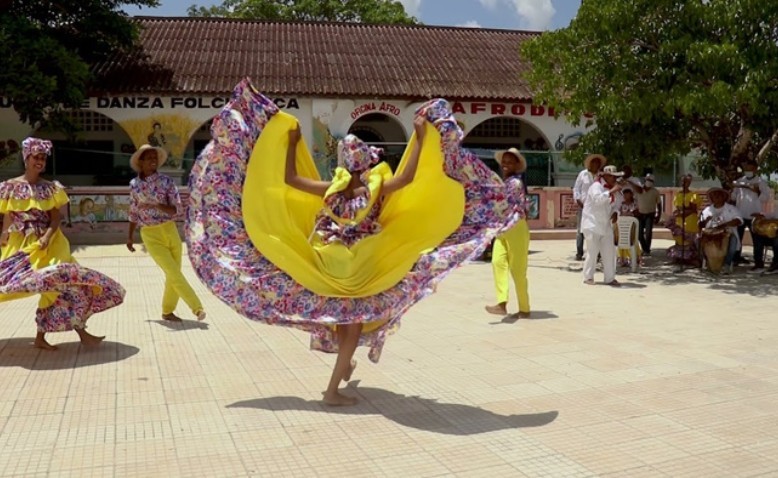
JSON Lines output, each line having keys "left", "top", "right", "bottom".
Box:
{"left": 0, "top": 180, "right": 68, "bottom": 214}
{"left": 0, "top": 251, "right": 126, "bottom": 332}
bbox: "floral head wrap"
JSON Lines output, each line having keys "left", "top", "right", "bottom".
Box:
{"left": 22, "top": 137, "right": 53, "bottom": 161}
{"left": 337, "top": 135, "right": 382, "bottom": 172}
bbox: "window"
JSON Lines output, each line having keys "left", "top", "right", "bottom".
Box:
{"left": 48, "top": 141, "right": 115, "bottom": 176}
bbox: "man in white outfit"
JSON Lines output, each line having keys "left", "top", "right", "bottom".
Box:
{"left": 573, "top": 154, "right": 606, "bottom": 260}
{"left": 582, "top": 165, "right": 624, "bottom": 286}
{"left": 730, "top": 159, "right": 770, "bottom": 267}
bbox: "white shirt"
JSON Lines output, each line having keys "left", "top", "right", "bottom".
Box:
{"left": 732, "top": 175, "right": 769, "bottom": 218}
{"left": 700, "top": 203, "right": 743, "bottom": 249}
{"left": 573, "top": 169, "right": 597, "bottom": 204}
{"left": 581, "top": 180, "right": 622, "bottom": 236}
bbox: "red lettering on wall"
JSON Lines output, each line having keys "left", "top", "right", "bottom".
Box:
{"left": 510, "top": 104, "right": 526, "bottom": 116}
{"left": 470, "top": 103, "right": 487, "bottom": 114}
{"left": 530, "top": 105, "right": 545, "bottom": 116}
{"left": 452, "top": 102, "right": 466, "bottom": 114}
{"left": 491, "top": 104, "right": 506, "bottom": 115}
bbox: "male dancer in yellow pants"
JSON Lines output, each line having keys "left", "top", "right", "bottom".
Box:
{"left": 126, "top": 145, "right": 206, "bottom": 322}
{"left": 485, "top": 148, "right": 531, "bottom": 319}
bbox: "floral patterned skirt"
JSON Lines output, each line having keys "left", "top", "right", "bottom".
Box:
{"left": 0, "top": 244, "right": 126, "bottom": 332}
{"left": 185, "top": 79, "right": 514, "bottom": 363}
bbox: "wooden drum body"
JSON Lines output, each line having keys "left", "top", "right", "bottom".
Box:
{"left": 700, "top": 228, "right": 730, "bottom": 274}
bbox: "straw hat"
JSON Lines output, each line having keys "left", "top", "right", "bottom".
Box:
{"left": 601, "top": 165, "right": 624, "bottom": 177}
{"left": 494, "top": 148, "right": 527, "bottom": 173}
{"left": 130, "top": 145, "right": 168, "bottom": 172}
{"left": 584, "top": 154, "right": 607, "bottom": 170}
{"left": 707, "top": 187, "right": 729, "bottom": 200}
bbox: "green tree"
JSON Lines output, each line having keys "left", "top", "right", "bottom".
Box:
{"left": 521, "top": 0, "right": 778, "bottom": 183}
{"left": 188, "top": 0, "right": 418, "bottom": 24}
{"left": 0, "top": 0, "right": 159, "bottom": 126}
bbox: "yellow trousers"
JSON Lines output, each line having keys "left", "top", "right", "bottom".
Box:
{"left": 140, "top": 221, "right": 203, "bottom": 315}
{"left": 491, "top": 219, "right": 530, "bottom": 313}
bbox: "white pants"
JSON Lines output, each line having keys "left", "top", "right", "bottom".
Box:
{"left": 583, "top": 232, "right": 616, "bottom": 283}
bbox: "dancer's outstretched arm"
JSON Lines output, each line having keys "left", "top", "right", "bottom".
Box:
{"left": 284, "top": 125, "right": 331, "bottom": 197}
{"left": 383, "top": 116, "right": 426, "bottom": 195}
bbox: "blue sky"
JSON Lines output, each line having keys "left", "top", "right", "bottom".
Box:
{"left": 124, "top": 0, "right": 581, "bottom": 31}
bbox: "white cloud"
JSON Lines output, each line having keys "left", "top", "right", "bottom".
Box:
{"left": 475, "top": 0, "right": 556, "bottom": 31}
{"left": 398, "top": 0, "right": 423, "bottom": 16}
{"left": 478, "top": 0, "right": 500, "bottom": 9}
{"left": 510, "top": 0, "right": 555, "bottom": 30}
{"left": 457, "top": 20, "right": 483, "bottom": 28}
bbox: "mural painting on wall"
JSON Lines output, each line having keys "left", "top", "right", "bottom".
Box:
{"left": 0, "top": 139, "right": 21, "bottom": 169}
{"left": 312, "top": 117, "right": 339, "bottom": 179}
{"left": 553, "top": 132, "right": 586, "bottom": 174}
{"left": 120, "top": 115, "right": 201, "bottom": 169}
{"left": 63, "top": 192, "right": 188, "bottom": 232}
{"left": 527, "top": 193, "right": 540, "bottom": 221}
{"left": 560, "top": 193, "right": 577, "bottom": 220}
{"left": 64, "top": 194, "right": 130, "bottom": 231}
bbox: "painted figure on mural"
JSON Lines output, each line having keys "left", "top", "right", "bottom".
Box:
{"left": 0, "top": 139, "right": 21, "bottom": 167}
{"left": 147, "top": 122, "right": 167, "bottom": 149}
{"left": 71, "top": 198, "right": 97, "bottom": 228}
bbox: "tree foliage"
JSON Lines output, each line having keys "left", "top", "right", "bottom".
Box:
{"left": 521, "top": 0, "right": 778, "bottom": 183}
{"left": 188, "top": 0, "right": 418, "bottom": 25}
{"left": 0, "top": 0, "right": 158, "bottom": 126}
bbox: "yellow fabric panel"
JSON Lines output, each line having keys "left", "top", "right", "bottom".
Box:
{"left": 242, "top": 111, "right": 465, "bottom": 298}
{"left": 673, "top": 192, "right": 698, "bottom": 209}
{"left": 0, "top": 186, "right": 69, "bottom": 214}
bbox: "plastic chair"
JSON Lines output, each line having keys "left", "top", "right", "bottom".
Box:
{"left": 616, "top": 216, "right": 640, "bottom": 272}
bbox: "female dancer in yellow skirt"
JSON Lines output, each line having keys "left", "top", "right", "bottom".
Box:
{"left": 126, "top": 145, "right": 206, "bottom": 322}
{"left": 186, "top": 80, "right": 519, "bottom": 405}
{"left": 667, "top": 173, "right": 700, "bottom": 264}
{"left": 485, "top": 148, "right": 531, "bottom": 318}
{"left": 0, "top": 138, "right": 125, "bottom": 350}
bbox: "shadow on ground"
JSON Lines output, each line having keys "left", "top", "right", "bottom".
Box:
{"left": 147, "top": 319, "right": 209, "bottom": 331}
{"left": 228, "top": 381, "right": 558, "bottom": 435}
{"left": 0, "top": 339, "right": 139, "bottom": 370}
{"left": 630, "top": 261, "right": 778, "bottom": 297}
{"left": 489, "top": 310, "right": 558, "bottom": 325}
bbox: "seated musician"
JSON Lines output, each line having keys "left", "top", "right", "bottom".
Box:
{"left": 698, "top": 187, "right": 743, "bottom": 275}
{"left": 750, "top": 211, "right": 778, "bottom": 275}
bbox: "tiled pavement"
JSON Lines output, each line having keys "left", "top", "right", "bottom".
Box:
{"left": 1, "top": 239, "right": 777, "bottom": 477}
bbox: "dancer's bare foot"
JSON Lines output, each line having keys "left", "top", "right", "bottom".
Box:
{"left": 343, "top": 359, "right": 357, "bottom": 382}
{"left": 583, "top": 279, "right": 595, "bottom": 285}
{"left": 608, "top": 280, "right": 621, "bottom": 287}
{"left": 517, "top": 311, "right": 531, "bottom": 319}
{"left": 162, "top": 313, "right": 183, "bottom": 322}
{"left": 322, "top": 391, "right": 358, "bottom": 406}
{"left": 76, "top": 329, "right": 105, "bottom": 348}
{"left": 34, "top": 334, "right": 58, "bottom": 351}
{"left": 485, "top": 303, "right": 508, "bottom": 315}
{"left": 196, "top": 310, "right": 207, "bottom": 322}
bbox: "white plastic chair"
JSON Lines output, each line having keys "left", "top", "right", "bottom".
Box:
{"left": 616, "top": 216, "right": 640, "bottom": 273}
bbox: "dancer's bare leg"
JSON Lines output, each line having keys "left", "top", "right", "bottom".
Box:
{"left": 34, "top": 331, "right": 57, "bottom": 351}
{"left": 75, "top": 327, "right": 105, "bottom": 348}
{"left": 323, "top": 323, "right": 362, "bottom": 406}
